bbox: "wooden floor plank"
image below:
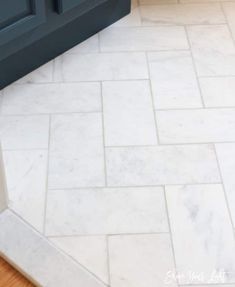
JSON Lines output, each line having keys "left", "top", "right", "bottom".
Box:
{"left": 0, "top": 257, "right": 35, "bottom": 287}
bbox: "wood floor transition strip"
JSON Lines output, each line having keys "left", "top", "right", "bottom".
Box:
{"left": 0, "top": 256, "right": 35, "bottom": 287}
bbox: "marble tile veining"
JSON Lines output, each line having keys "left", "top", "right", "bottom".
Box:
{"left": 100, "top": 26, "right": 188, "bottom": 52}
{"left": 216, "top": 143, "right": 235, "bottom": 225}
{"left": 187, "top": 25, "right": 235, "bottom": 76}
{"left": 45, "top": 187, "right": 168, "bottom": 236}
{"left": 200, "top": 77, "right": 235, "bottom": 108}
{"left": 106, "top": 145, "right": 220, "bottom": 186}
{"left": 109, "top": 234, "right": 177, "bottom": 287}
{"left": 102, "top": 80, "right": 157, "bottom": 146}
{"left": 48, "top": 113, "right": 105, "bottom": 189}
{"left": 166, "top": 184, "right": 235, "bottom": 284}
{"left": 3, "top": 150, "right": 47, "bottom": 232}
{"left": 0, "top": 115, "right": 49, "bottom": 150}
{"left": 148, "top": 51, "right": 202, "bottom": 109}
{"left": 54, "top": 52, "right": 149, "bottom": 82}
{"left": 157, "top": 109, "right": 235, "bottom": 144}
{"left": 2, "top": 83, "right": 101, "bottom": 115}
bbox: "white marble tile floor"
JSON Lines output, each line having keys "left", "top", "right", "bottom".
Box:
{"left": 1, "top": 0, "right": 235, "bottom": 286}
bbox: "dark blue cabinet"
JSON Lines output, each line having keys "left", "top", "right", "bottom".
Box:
{"left": 57, "top": 0, "right": 86, "bottom": 13}
{"left": 0, "top": 0, "right": 46, "bottom": 45}
{"left": 0, "top": 0, "right": 130, "bottom": 89}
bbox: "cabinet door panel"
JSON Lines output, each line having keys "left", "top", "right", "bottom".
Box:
{"left": 0, "top": 0, "right": 45, "bottom": 46}
{"left": 56, "top": 0, "right": 86, "bottom": 14}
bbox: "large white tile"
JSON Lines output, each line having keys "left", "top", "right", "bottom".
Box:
{"left": 216, "top": 143, "right": 235, "bottom": 225}
{"left": 3, "top": 150, "right": 47, "bottom": 232}
{"left": 50, "top": 236, "right": 109, "bottom": 284}
{"left": 106, "top": 145, "right": 220, "bottom": 186}
{"left": 102, "top": 81, "right": 157, "bottom": 146}
{"left": 54, "top": 53, "right": 148, "bottom": 82}
{"left": 187, "top": 25, "right": 235, "bottom": 76}
{"left": 15, "top": 61, "right": 53, "bottom": 84}
{"left": 48, "top": 113, "right": 105, "bottom": 189}
{"left": 109, "top": 234, "right": 177, "bottom": 287}
{"left": 0, "top": 210, "right": 105, "bottom": 287}
{"left": 100, "top": 26, "right": 188, "bottom": 52}
{"left": 200, "top": 77, "right": 235, "bottom": 108}
{"left": 2, "top": 83, "right": 101, "bottom": 115}
{"left": 140, "top": 3, "right": 225, "bottom": 25}
{"left": 45, "top": 187, "right": 168, "bottom": 235}
{"left": 166, "top": 184, "right": 235, "bottom": 284}
{"left": 157, "top": 109, "right": 235, "bottom": 144}
{"left": 0, "top": 115, "right": 49, "bottom": 150}
{"left": 148, "top": 51, "right": 202, "bottom": 109}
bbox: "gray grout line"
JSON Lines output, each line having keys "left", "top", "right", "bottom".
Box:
{"left": 199, "top": 75, "right": 235, "bottom": 78}
{"left": 105, "top": 141, "right": 235, "bottom": 147}
{"left": 2, "top": 141, "right": 235, "bottom": 153}
{"left": 184, "top": 25, "right": 206, "bottom": 108}
{"left": 47, "top": 231, "right": 170, "bottom": 238}
{"left": 3, "top": 104, "right": 235, "bottom": 117}
{"left": 106, "top": 235, "right": 111, "bottom": 286}
{"left": 145, "top": 52, "right": 161, "bottom": 144}
{"left": 2, "top": 148, "right": 49, "bottom": 152}
{"left": 47, "top": 182, "right": 223, "bottom": 192}
{"left": 10, "top": 48, "right": 192, "bottom": 58}
{"left": 0, "top": 111, "right": 102, "bottom": 117}
{"left": 3, "top": 141, "right": 235, "bottom": 154}
{"left": 198, "top": 74, "right": 235, "bottom": 78}
{"left": 10, "top": 79, "right": 149, "bottom": 87}
{"left": 42, "top": 115, "right": 51, "bottom": 235}
{"left": 180, "top": 283, "right": 235, "bottom": 287}
{"left": 105, "top": 144, "right": 158, "bottom": 148}
{"left": 100, "top": 82, "right": 108, "bottom": 187}
{"left": 154, "top": 106, "right": 235, "bottom": 111}
{"left": 8, "top": 73, "right": 235, "bottom": 88}
{"left": 213, "top": 144, "right": 235, "bottom": 232}
{"left": 163, "top": 186, "right": 180, "bottom": 287}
